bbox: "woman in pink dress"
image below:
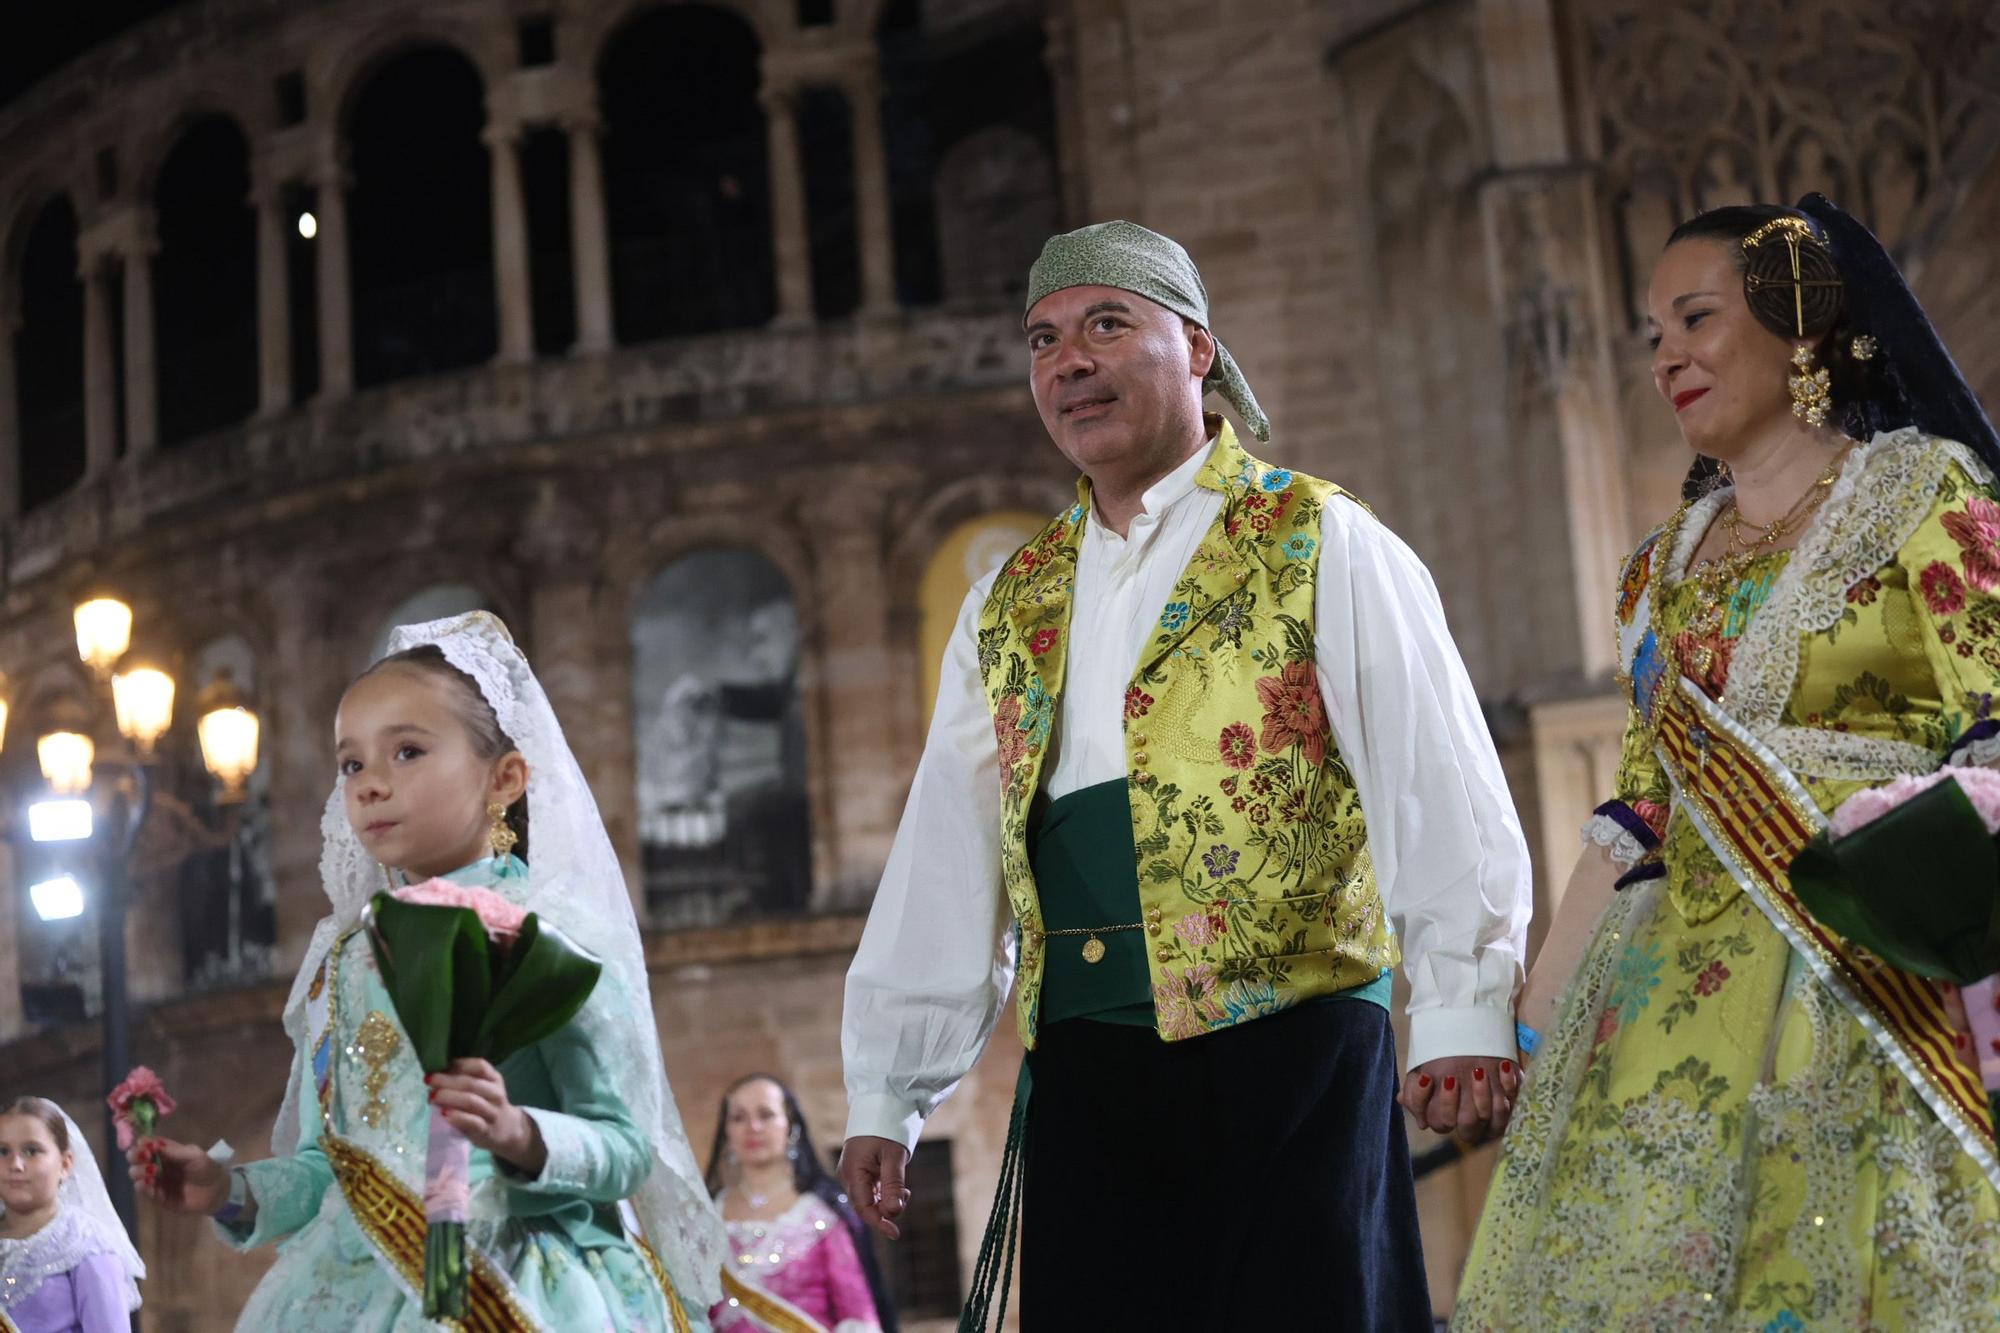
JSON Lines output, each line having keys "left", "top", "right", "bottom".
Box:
{"left": 705, "top": 1076, "right": 891, "bottom": 1333}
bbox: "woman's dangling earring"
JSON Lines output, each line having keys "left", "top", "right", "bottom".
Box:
{"left": 487, "top": 803, "right": 518, "bottom": 860}
{"left": 786, "top": 1124, "right": 801, "bottom": 1162}
{"left": 1789, "top": 342, "right": 1832, "bottom": 428}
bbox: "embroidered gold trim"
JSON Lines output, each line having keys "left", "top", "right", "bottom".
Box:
{"left": 1653, "top": 681, "right": 1999, "bottom": 1192}
{"left": 316, "top": 928, "right": 540, "bottom": 1332}
{"left": 719, "top": 1267, "right": 831, "bottom": 1333}
{"left": 631, "top": 1227, "right": 694, "bottom": 1333}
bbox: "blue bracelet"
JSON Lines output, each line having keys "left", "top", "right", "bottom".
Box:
{"left": 1514, "top": 1020, "right": 1541, "bottom": 1059}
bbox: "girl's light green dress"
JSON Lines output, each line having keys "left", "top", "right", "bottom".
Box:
{"left": 218, "top": 856, "right": 707, "bottom": 1332}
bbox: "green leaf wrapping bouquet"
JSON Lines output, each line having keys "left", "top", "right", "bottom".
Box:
{"left": 363, "top": 880, "right": 602, "bottom": 1319}
{"left": 1788, "top": 766, "right": 2000, "bottom": 1125}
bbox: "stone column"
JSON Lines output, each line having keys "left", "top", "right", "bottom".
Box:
{"left": 1475, "top": 0, "right": 1629, "bottom": 680}
{"left": 81, "top": 256, "right": 117, "bottom": 476}
{"left": 120, "top": 218, "right": 159, "bottom": 458}
{"left": 485, "top": 119, "right": 534, "bottom": 364}
{"left": 1042, "top": 8, "right": 1088, "bottom": 226}
{"left": 760, "top": 80, "right": 814, "bottom": 329}
{"left": 843, "top": 59, "right": 898, "bottom": 319}
{"left": 565, "top": 112, "right": 615, "bottom": 354}
{"left": 264, "top": 576, "right": 342, "bottom": 971}
{"left": 252, "top": 176, "right": 293, "bottom": 416}
{"left": 313, "top": 157, "right": 354, "bottom": 399}
{"left": 0, "top": 292, "right": 20, "bottom": 519}
{"left": 799, "top": 479, "right": 905, "bottom": 909}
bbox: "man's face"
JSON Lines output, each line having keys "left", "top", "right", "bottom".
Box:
{"left": 1024, "top": 285, "right": 1212, "bottom": 476}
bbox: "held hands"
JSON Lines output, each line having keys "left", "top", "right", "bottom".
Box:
{"left": 838, "top": 1135, "right": 912, "bottom": 1241}
{"left": 426, "top": 1058, "right": 546, "bottom": 1177}
{"left": 1397, "top": 1055, "right": 1521, "bottom": 1146}
{"left": 126, "top": 1136, "right": 229, "bottom": 1214}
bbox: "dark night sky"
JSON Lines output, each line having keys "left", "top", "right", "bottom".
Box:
{"left": 0, "top": 1, "right": 192, "bottom": 112}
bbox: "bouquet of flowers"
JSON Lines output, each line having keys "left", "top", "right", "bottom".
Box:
{"left": 1788, "top": 766, "right": 2000, "bottom": 985}
{"left": 109, "top": 1066, "right": 179, "bottom": 1203}
{"left": 107, "top": 1067, "right": 176, "bottom": 1150}
{"left": 364, "top": 880, "right": 602, "bottom": 1319}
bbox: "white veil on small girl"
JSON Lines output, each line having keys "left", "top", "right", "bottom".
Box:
{"left": 0, "top": 1102, "right": 145, "bottom": 1314}
{"left": 272, "top": 611, "right": 727, "bottom": 1309}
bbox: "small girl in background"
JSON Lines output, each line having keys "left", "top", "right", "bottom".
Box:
{"left": 0, "top": 1096, "right": 145, "bottom": 1333}
{"left": 129, "top": 612, "right": 725, "bottom": 1331}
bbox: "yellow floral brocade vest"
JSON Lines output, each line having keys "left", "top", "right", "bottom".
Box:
{"left": 977, "top": 426, "right": 1398, "bottom": 1047}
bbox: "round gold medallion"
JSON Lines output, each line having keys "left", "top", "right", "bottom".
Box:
{"left": 1081, "top": 935, "right": 1107, "bottom": 964}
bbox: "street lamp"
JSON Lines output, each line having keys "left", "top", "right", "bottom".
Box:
{"left": 21, "top": 596, "right": 263, "bottom": 1270}
{"left": 196, "top": 673, "right": 261, "bottom": 804}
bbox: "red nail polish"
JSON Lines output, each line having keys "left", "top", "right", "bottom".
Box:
{"left": 1443, "top": 1076, "right": 1456, "bottom": 1092}
{"left": 1417, "top": 1074, "right": 1431, "bottom": 1089}
{"left": 1474, "top": 1067, "right": 1486, "bottom": 1082}
{"left": 1501, "top": 1060, "right": 1514, "bottom": 1075}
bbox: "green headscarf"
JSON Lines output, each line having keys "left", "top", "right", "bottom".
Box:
{"left": 1023, "top": 220, "right": 1270, "bottom": 440}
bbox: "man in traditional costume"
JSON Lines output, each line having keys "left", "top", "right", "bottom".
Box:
{"left": 839, "top": 222, "right": 1533, "bottom": 1328}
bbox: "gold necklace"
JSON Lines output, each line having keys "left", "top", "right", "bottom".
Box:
{"left": 1680, "top": 455, "right": 1843, "bottom": 676}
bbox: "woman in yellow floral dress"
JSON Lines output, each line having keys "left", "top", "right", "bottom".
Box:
{"left": 1455, "top": 196, "right": 2000, "bottom": 1329}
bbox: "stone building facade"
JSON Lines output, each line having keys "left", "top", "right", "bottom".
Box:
{"left": 1, "top": 0, "right": 1997, "bottom": 1325}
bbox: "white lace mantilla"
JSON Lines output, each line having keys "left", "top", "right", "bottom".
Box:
{"left": 0, "top": 1206, "right": 127, "bottom": 1312}
{"left": 276, "top": 611, "right": 728, "bottom": 1309}
{"left": 1661, "top": 430, "right": 1993, "bottom": 779}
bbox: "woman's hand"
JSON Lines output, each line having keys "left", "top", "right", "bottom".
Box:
{"left": 126, "top": 1136, "right": 229, "bottom": 1214}
{"left": 428, "top": 1058, "right": 546, "bottom": 1177}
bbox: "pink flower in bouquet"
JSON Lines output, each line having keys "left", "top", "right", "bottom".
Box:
{"left": 1828, "top": 766, "right": 2000, "bottom": 840}
{"left": 393, "top": 879, "right": 529, "bottom": 940}
{"left": 108, "top": 1066, "right": 176, "bottom": 1150}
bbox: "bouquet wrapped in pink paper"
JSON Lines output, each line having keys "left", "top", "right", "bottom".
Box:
{"left": 363, "top": 879, "right": 601, "bottom": 1319}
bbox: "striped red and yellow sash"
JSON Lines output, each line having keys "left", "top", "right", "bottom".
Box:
{"left": 322, "top": 1132, "right": 539, "bottom": 1333}
{"left": 317, "top": 931, "right": 691, "bottom": 1333}
{"left": 1654, "top": 680, "right": 1999, "bottom": 1184}
{"left": 718, "top": 1267, "right": 831, "bottom": 1333}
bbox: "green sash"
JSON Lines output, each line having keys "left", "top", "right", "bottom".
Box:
{"left": 1029, "top": 779, "right": 1391, "bottom": 1025}
{"left": 1030, "top": 781, "right": 1154, "bottom": 1025}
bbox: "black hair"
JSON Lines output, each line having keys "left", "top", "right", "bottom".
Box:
{"left": 704, "top": 1074, "right": 899, "bottom": 1333}
{"left": 1666, "top": 205, "right": 1910, "bottom": 449}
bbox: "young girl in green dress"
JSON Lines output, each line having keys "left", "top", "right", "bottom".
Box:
{"left": 130, "top": 612, "right": 725, "bottom": 1331}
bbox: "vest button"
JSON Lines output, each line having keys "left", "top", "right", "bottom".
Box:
{"left": 1131, "top": 731, "right": 1148, "bottom": 746}
{"left": 1155, "top": 947, "right": 1171, "bottom": 963}
{"left": 1147, "top": 923, "right": 1161, "bottom": 936}
{"left": 1134, "top": 771, "right": 1154, "bottom": 785}
{"left": 1133, "top": 752, "right": 1149, "bottom": 766}
{"left": 1234, "top": 570, "right": 1249, "bottom": 584}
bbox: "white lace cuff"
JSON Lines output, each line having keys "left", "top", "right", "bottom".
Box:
{"left": 1950, "top": 730, "right": 2000, "bottom": 769}
{"left": 1581, "top": 811, "right": 1651, "bottom": 868}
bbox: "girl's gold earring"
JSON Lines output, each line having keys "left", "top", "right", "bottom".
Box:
{"left": 488, "top": 803, "right": 519, "bottom": 859}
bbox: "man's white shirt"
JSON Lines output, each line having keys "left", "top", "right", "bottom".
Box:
{"left": 843, "top": 440, "right": 1534, "bottom": 1149}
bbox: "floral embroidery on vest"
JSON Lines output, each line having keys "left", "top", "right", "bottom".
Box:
{"left": 977, "top": 424, "right": 1398, "bottom": 1046}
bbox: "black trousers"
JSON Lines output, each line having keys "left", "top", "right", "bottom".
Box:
{"left": 1019, "top": 1000, "right": 1433, "bottom": 1331}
